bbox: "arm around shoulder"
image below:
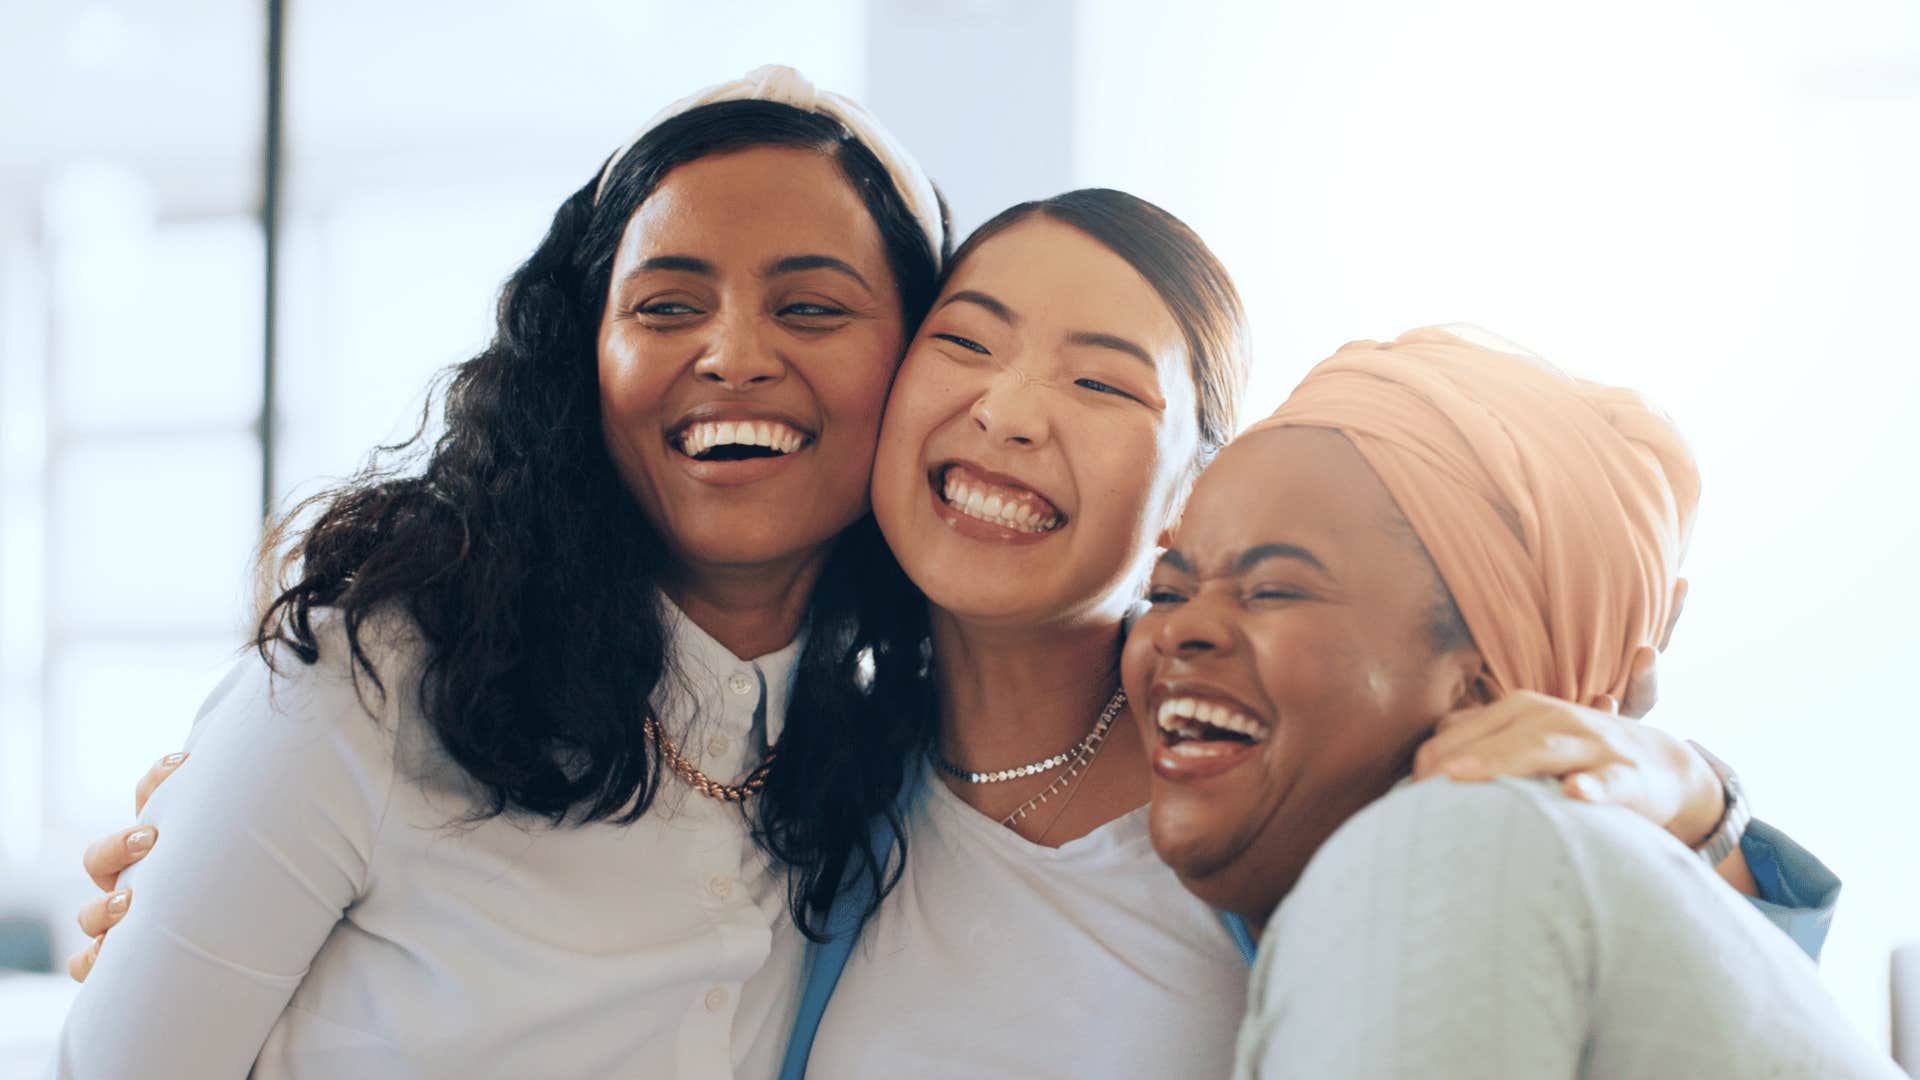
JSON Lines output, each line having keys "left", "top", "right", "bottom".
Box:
{"left": 50, "top": 637, "right": 403, "bottom": 1079}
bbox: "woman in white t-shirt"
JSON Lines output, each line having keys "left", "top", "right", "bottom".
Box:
{"left": 51, "top": 67, "right": 951, "bottom": 1079}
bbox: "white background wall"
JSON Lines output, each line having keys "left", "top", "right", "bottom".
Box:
{"left": 1072, "top": 0, "right": 1920, "bottom": 1048}
{"left": 1, "top": 0, "right": 1914, "bottom": 1067}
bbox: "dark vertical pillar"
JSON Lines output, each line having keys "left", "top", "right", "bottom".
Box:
{"left": 260, "top": 0, "right": 285, "bottom": 520}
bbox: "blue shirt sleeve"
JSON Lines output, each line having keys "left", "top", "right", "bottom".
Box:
{"left": 781, "top": 918, "right": 860, "bottom": 1080}
{"left": 1739, "top": 818, "right": 1842, "bottom": 962}
{"left": 779, "top": 773, "right": 924, "bottom": 1079}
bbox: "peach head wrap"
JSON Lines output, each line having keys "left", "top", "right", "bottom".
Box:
{"left": 1245, "top": 326, "right": 1699, "bottom": 706}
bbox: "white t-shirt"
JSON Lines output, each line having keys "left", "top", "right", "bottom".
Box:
{"left": 809, "top": 763, "right": 1249, "bottom": 1079}
{"left": 52, "top": 604, "right": 806, "bottom": 1080}
{"left": 1236, "top": 777, "right": 1903, "bottom": 1079}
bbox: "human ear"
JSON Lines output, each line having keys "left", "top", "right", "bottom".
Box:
{"left": 1618, "top": 578, "right": 1686, "bottom": 719}
{"left": 1620, "top": 645, "right": 1659, "bottom": 719}
{"left": 1447, "top": 659, "right": 1495, "bottom": 711}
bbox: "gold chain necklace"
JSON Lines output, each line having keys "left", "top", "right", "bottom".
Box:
{"left": 645, "top": 716, "right": 774, "bottom": 802}
{"left": 994, "top": 688, "right": 1127, "bottom": 828}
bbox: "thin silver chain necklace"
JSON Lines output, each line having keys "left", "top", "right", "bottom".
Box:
{"left": 933, "top": 688, "right": 1128, "bottom": 785}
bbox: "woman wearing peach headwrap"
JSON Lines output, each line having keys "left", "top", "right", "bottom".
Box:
{"left": 1124, "top": 328, "right": 1901, "bottom": 1078}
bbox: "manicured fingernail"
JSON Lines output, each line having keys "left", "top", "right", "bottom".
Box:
{"left": 126, "top": 829, "right": 154, "bottom": 854}
{"left": 162, "top": 753, "right": 187, "bottom": 768}
{"left": 1443, "top": 756, "right": 1482, "bottom": 780}
{"left": 107, "top": 891, "right": 130, "bottom": 915}
{"left": 1569, "top": 774, "right": 1601, "bottom": 800}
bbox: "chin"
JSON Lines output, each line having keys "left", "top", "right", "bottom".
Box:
{"left": 1151, "top": 836, "right": 1268, "bottom": 920}
{"left": 1146, "top": 798, "right": 1243, "bottom": 883}
{"left": 914, "top": 577, "right": 1051, "bottom": 623}
{"left": 673, "top": 518, "right": 839, "bottom": 570}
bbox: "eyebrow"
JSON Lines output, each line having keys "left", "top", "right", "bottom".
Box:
{"left": 1157, "top": 549, "right": 1195, "bottom": 575}
{"left": 765, "top": 254, "right": 872, "bottom": 292}
{"left": 938, "top": 289, "right": 1020, "bottom": 326}
{"left": 628, "top": 255, "right": 715, "bottom": 277}
{"left": 1155, "top": 542, "right": 1330, "bottom": 578}
{"left": 622, "top": 253, "right": 873, "bottom": 292}
{"left": 1233, "top": 543, "right": 1330, "bottom": 576}
{"left": 1067, "top": 330, "right": 1157, "bottom": 369}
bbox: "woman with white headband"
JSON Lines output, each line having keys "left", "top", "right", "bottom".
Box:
{"left": 61, "top": 69, "right": 1840, "bottom": 1079}
{"left": 52, "top": 66, "right": 950, "bottom": 1078}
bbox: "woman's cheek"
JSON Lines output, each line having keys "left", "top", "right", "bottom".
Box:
{"left": 847, "top": 336, "right": 907, "bottom": 422}
{"left": 1110, "top": 411, "right": 1185, "bottom": 506}
{"left": 1250, "top": 622, "right": 1350, "bottom": 717}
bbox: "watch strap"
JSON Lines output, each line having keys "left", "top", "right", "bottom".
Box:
{"left": 1685, "top": 740, "right": 1751, "bottom": 867}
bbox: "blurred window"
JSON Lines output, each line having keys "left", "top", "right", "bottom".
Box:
{"left": 1077, "top": 0, "right": 1920, "bottom": 1046}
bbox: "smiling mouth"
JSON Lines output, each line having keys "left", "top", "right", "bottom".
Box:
{"left": 673, "top": 419, "right": 812, "bottom": 463}
{"left": 933, "top": 464, "right": 1065, "bottom": 534}
{"left": 1156, "top": 696, "right": 1272, "bottom": 747}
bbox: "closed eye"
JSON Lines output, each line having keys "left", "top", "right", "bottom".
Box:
{"left": 636, "top": 301, "right": 702, "bottom": 317}
{"left": 1076, "top": 378, "right": 1140, "bottom": 401}
{"left": 1146, "top": 587, "right": 1188, "bottom": 605}
{"left": 934, "top": 333, "right": 991, "bottom": 355}
{"left": 781, "top": 302, "right": 850, "bottom": 318}
{"left": 1247, "top": 587, "right": 1307, "bottom": 602}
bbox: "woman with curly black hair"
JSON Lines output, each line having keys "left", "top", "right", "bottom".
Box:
{"left": 52, "top": 67, "right": 948, "bottom": 1079}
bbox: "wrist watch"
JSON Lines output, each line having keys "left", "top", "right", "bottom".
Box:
{"left": 1685, "top": 740, "right": 1751, "bottom": 867}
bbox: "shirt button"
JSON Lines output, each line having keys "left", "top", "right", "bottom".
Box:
{"left": 705, "top": 987, "right": 729, "bottom": 1013}
{"left": 727, "top": 672, "right": 753, "bottom": 696}
{"left": 706, "top": 733, "right": 732, "bottom": 757}
{"left": 708, "top": 874, "right": 734, "bottom": 900}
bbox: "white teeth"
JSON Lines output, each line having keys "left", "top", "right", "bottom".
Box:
{"left": 1155, "top": 697, "right": 1270, "bottom": 741}
{"left": 676, "top": 419, "right": 810, "bottom": 458}
{"left": 938, "top": 469, "right": 1062, "bottom": 535}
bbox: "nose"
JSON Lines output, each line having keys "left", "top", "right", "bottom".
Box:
{"left": 1153, "top": 588, "right": 1238, "bottom": 660}
{"left": 692, "top": 309, "right": 785, "bottom": 391}
{"left": 969, "top": 368, "right": 1050, "bottom": 448}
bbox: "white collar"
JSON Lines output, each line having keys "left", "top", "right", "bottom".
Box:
{"left": 657, "top": 594, "right": 807, "bottom": 745}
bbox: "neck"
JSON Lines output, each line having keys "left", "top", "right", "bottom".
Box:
{"left": 664, "top": 548, "right": 827, "bottom": 660}
{"left": 931, "top": 609, "right": 1125, "bottom": 771}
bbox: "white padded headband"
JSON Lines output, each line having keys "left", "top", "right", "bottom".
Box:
{"left": 593, "top": 65, "right": 944, "bottom": 265}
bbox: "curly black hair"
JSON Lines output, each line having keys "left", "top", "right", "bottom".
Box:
{"left": 255, "top": 100, "right": 947, "bottom": 939}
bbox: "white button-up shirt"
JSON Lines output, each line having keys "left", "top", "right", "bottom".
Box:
{"left": 52, "top": 604, "right": 807, "bottom": 1079}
